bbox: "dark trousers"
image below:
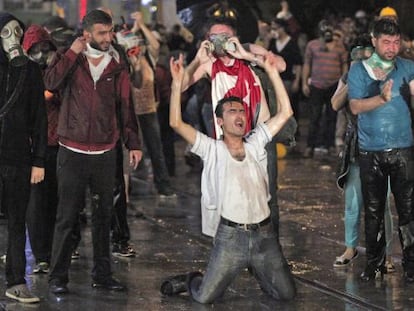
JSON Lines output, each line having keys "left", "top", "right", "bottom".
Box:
{"left": 137, "top": 113, "right": 171, "bottom": 191}
{"left": 359, "top": 147, "right": 414, "bottom": 272}
{"left": 0, "top": 165, "right": 31, "bottom": 287}
{"left": 157, "top": 102, "right": 176, "bottom": 176}
{"left": 111, "top": 141, "right": 130, "bottom": 245}
{"left": 306, "top": 85, "right": 337, "bottom": 148}
{"left": 266, "top": 137, "right": 279, "bottom": 235}
{"left": 26, "top": 146, "right": 59, "bottom": 264}
{"left": 49, "top": 147, "right": 116, "bottom": 284}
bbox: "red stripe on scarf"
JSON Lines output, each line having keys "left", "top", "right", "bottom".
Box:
{"left": 212, "top": 59, "right": 261, "bottom": 133}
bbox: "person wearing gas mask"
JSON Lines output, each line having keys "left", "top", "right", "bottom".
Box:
{"left": 44, "top": 9, "right": 142, "bottom": 294}
{"left": 301, "top": 19, "right": 348, "bottom": 158}
{"left": 179, "top": 17, "right": 297, "bottom": 237}
{"left": 0, "top": 13, "right": 47, "bottom": 303}
{"left": 22, "top": 24, "right": 65, "bottom": 276}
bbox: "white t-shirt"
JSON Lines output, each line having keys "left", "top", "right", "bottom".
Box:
{"left": 191, "top": 123, "right": 272, "bottom": 236}
{"left": 221, "top": 147, "right": 270, "bottom": 224}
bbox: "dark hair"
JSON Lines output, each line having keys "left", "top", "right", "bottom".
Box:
{"left": 349, "top": 33, "right": 373, "bottom": 52}
{"left": 81, "top": 9, "right": 112, "bottom": 31}
{"left": 372, "top": 18, "right": 400, "bottom": 38}
{"left": 215, "top": 96, "right": 242, "bottom": 117}
{"left": 271, "top": 18, "right": 289, "bottom": 32}
{"left": 42, "top": 16, "right": 69, "bottom": 32}
{"left": 206, "top": 17, "right": 237, "bottom": 35}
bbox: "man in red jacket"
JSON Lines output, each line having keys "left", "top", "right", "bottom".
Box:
{"left": 44, "top": 9, "right": 142, "bottom": 294}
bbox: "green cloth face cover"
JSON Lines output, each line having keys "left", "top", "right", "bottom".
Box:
{"left": 363, "top": 52, "right": 395, "bottom": 80}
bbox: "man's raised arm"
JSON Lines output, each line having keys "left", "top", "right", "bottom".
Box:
{"left": 181, "top": 40, "right": 212, "bottom": 92}
{"left": 263, "top": 52, "right": 293, "bottom": 137}
{"left": 170, "top": 54, "right": 198, "bottom": 145}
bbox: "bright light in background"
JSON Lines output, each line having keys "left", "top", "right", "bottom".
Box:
{"left": 142, "top": 0, "right": 152, "bottom": 5}
{"left": 150, "top": 5, "right": 158, "bottom": 13}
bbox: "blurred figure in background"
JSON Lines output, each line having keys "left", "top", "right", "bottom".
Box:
{"left": 23, "top": 24, "right": 60, "bottom": 275}
{"left": 129, "top": 11, "right": 177, "bottom": 198}
{"left": 302, "top": 19, "right": 348, "bottom": 157}
{"left": 268, "top": 18, "right": 302, "bottom": 139}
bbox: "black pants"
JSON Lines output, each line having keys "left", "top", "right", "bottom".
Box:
{"left": 49, "top": 147, "right": 116, "bottom": 284}
{"left": 26, "top": 146, "right": 59, "bottom": 264}
{"left": 359, "top": 147, "right": 414, "bottom": 273}
{"left": 111, "top": 142, "right": 130, "bottom": 245}
{"left": 0, "top": 165, "right": 31, "bottom": 287}
{"left": 306, "top": 85, "right": 337, "bottom": 149}
{"left": 266, "top": 137, "right": 279, "bottom": 235}
{"left": 137, "top": 113, "right": 171, "bottom": 191}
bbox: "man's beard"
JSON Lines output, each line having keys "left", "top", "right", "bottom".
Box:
{"left": 89, "top": 40, "right": 109, "bottom": 52}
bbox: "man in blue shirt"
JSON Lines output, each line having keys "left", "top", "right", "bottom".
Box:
{"left": 348, "top": 18, "right": 414, "bottom": 283}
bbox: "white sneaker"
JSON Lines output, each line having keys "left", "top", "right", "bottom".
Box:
{"left": 5, "top": 284, "right": 40, "bottom": 303}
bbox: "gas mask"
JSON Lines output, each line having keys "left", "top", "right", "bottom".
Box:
{"left": 28, "top": 41, "right": 55, "bottom": 69}
{"left": 207, "top": 33, "right": 236, "bottom": 56}
{"left": 1, "top": 20, "right": 27, "bottom": 67}
{"left": 318, "top": 20, "right": 334, "bottom": 43}
{"left": 322, "top": 30, "right": 333, "bottom": 43}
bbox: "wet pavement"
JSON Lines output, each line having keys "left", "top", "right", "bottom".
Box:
{"left": 0, "top": 119, "right": 413, "bottom": 310}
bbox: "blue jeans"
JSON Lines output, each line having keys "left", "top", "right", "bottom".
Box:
{"left": 189, "top": 220, "right": 296, "bottom": 303}
{"left": 344, "top": 163, "right": 393, "bottom": 253}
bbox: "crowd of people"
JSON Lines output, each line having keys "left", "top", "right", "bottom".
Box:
{"left": 0, "top": 0, "right": 413, "bottom": 306}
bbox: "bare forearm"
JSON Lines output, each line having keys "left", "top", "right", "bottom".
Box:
{"left": 170, "top": 81, "right": 184, "bottom": 128}
{"left": 301, "top": 63, "right": 310, "bottom": 86}
{"left": 331, "top": 84, "right": 348, "bottom": 111}
{"left": 350, "top": 96, "right": 386, "bottom": 114}
{"left": 182, "top": 58, "right": 200, "bottom": 91}
{"left": 170, "top": 81, "right": 197, "bottom": 144}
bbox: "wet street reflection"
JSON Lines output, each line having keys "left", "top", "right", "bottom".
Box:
{"left": 0, "top": 132, "right": 411, "bottom": 310}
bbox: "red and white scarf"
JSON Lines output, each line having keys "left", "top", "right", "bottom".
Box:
{"left": 211, "top": 58, "right": 261, "bottom": 138}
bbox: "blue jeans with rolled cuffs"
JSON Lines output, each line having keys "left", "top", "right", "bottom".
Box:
{"left": 189, "top": 220, "right": 296, "bottom": 303}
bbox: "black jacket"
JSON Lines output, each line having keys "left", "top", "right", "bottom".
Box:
{"left": 0, "top": 12, "right": 47, "bottom": 168}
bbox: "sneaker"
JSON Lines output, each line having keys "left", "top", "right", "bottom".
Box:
{"left": 158, "top": 187, "right": 177, "bottom": 198}
{"left": 112, "top": 244, "right": 135, "bottom": 258}
{"left": 33, "top": 262, "right": 49, "bottom": 274}
{"left": 314, "top": 147, "right": 328, "bottom": 154}
{"left": 71, "top": 250, "right": 80, "bottom": 260}
{"left": 0, "top": 254, "right": 6, "bottom": 264}
{"left": 5, "top": 284, "right": 40, "bottom": 303}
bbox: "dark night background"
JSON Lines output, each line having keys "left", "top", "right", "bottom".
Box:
{"left": 176, "top": 0, "right": 414, "bottom": 42}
